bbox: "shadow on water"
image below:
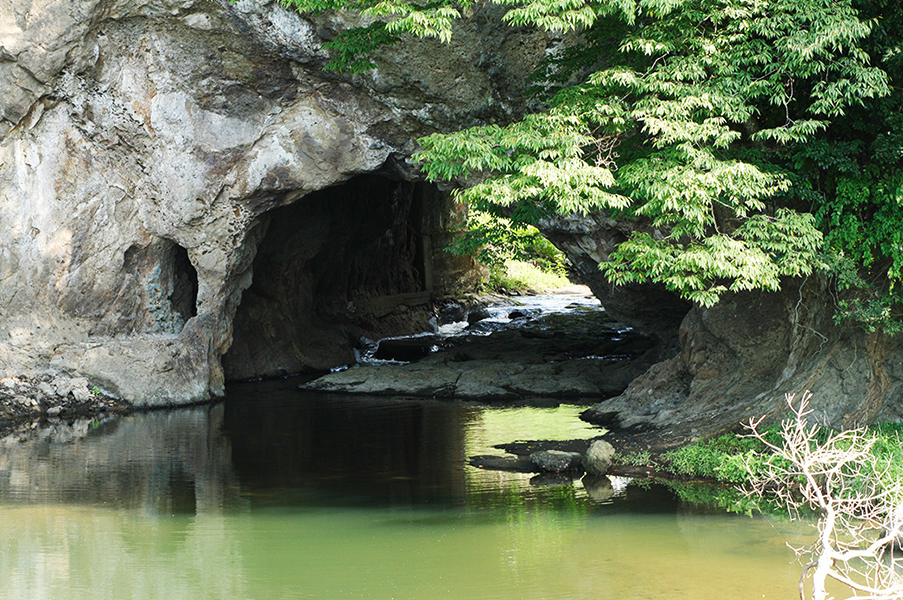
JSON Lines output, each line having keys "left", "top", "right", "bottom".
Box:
{"left": 0, "top": 378, "right": 689, "bottom": 515}
{"left": 0, "top": 378, "right": 826, "bottom": 600}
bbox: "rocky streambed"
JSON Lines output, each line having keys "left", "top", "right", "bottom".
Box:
{"left": 302, "top": 290, "right": 659, "bottom": 401}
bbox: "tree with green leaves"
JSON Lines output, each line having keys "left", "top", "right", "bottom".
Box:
{"left": 265, "top": 0, "right": 901, "bottom": 323}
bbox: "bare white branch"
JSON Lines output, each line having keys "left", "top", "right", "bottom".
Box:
{"left": 743, "top": 392, "right": 903, "bottom": 600}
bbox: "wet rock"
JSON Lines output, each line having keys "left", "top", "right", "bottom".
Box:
{"left": 583, "top": 440, "right": 615, "bottom": 476}
{"left": 438, "top": 303, "right": 468, "bottom": 325}
{"left": 530, "top": 450, "right": 584, "bottom": 473}
{"left": 374, "top": 338, "right": 440, "bottom": 362}
{"left": 302, "top": 310, "right": 657, "bottom": 399}
{"left": 467, "top": 308, "right": 491, "bottom": 325}
{"left": 495, "top": 439, "right": 593, "bottom": 456}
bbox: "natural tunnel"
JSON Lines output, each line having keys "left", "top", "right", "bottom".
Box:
{"left": 222, "top": 174, "right": 459, "bottom": 381}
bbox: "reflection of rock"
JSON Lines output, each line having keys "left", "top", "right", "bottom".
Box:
{"left": 303, "top": 311, "right": 656, "bottom": 399}
{"left": 531, "top": 472, "right": 576, "bottom": 487}
{"left": 530, "top": 450, "right": 583, "bottom": 473}
{"left": 582, "top": 475, "right": 615, "bottom": 503}
{"left": 0, "top": 405, "right": 242, "bottom": 513}
{"left": 583, "top": 440, "right": 615, "bottom": 476}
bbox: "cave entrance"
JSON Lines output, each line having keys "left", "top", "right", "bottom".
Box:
{"left": 170, "top": 243, "right": 199, "bottom": 325}
{"left": 223, "top": 174, "right": 439, "bottom": 381}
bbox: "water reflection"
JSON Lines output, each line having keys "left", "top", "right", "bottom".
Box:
{"left": 0, "top": 380, "right": 612, "bottom": 513}
{"left": 0, "top": 407, "right": 242, "bottom": 513}
{"left": 0, "top": 379, "right": 821, "bottom": 600}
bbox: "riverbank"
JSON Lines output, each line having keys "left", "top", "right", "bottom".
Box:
{"left": 0, "top": 375, "right": 130, "bottom": 437}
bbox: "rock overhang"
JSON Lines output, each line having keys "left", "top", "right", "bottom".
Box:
{"left": 0, "top": 0, "right": 546, "bottom": 405}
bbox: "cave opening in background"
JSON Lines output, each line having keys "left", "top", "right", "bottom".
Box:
{"left": 223, "top": 174, "right": 437, "bottom": 381}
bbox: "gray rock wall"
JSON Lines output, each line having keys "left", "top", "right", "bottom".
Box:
{"left": 581, "top": 278, "right": 903, "bottom": 435}
{"left": 0, "top": 0, "right": 546, "bottom": 405}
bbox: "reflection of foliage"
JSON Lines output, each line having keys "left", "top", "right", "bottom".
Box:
{"left": 657, "top": 480, "right": 780, "bottom": 518}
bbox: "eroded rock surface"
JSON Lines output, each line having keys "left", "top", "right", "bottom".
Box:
{"left": 0, "top": 0, "right": 545, "bottom": 405}
{"left": 582, "top": 279, "right": 903, "bottom": 435}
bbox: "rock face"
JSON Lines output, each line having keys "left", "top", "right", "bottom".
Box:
{"left": 0, "top": 0, "right": 546, "bottom": 405}
{"left": 581, "top": 278, "right": 903, "bottom": 435}
{"left": 3, "top": 0, "right": 901, "bottom": 431}
{"left": 537, "top": 213, "right": 693, "bottom": 351}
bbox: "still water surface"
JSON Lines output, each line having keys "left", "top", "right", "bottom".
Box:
{"left": 0, "top": 380, "right": 815, "bottom": 600}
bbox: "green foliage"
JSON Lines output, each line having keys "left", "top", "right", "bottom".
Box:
{"left": 660, "top": 432, "right": 774, "bottom": 483}
{"left": 450, "top": 210, "right": 571, "bottom": 291}
{"left": 266, "top": 0, "right": 903, "bottom": 326}
{"left": 487, "top": 259, "right": 571, "bottom": 293}
{"left": 613, "top": 450, "right": 652, "bottom": 466}
{"left": 451, "top": 212, "right": 567, "bottom": 267}
{"left": 657, "top": 422, "right": 903, "bottom": 502}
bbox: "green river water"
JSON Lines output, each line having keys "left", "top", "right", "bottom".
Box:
{"left": 0, "top": 379, "right": 818, "bottom": 600}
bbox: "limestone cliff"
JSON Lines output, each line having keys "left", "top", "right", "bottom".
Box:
{"left": 0, "top": 0, "right": 544, "bottom": 405}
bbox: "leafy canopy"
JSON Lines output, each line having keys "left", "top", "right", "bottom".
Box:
{"left": 265, "top": 0, "right": 898, "bottom": 313}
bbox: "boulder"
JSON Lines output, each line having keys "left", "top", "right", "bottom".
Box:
{"left": 582, "top": 278, "right": 903, "bottom": 435}
{"left": 583, "top": 440, "right": 615, "bottom": 476}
